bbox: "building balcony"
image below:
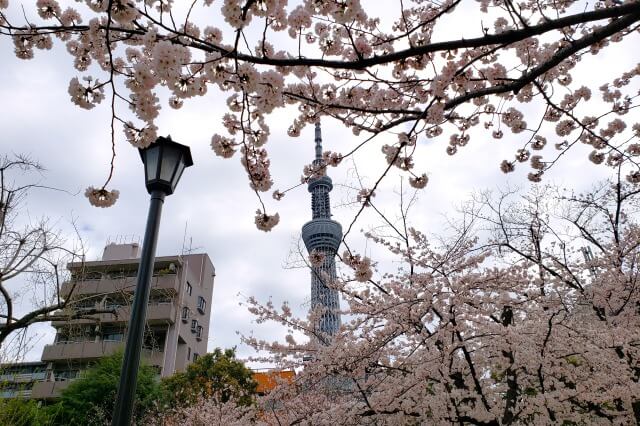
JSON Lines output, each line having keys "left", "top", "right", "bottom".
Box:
{"left": 42, "top": 340, "right": 122, "bottom": 362}
{"left": 31, "top": 381, "right": 70, "bottom": 400}
{"left": 0, "top": 371, "right": 46, "bottom": 383}
{"left": 110, "top": 303, "right": 176, "bottom": 325}
{"left": 52, "top": 303, "right": 176, "bottom": 327}
{"left": 61, "top": 274, "right": 180, "bottom": 298}
{"left": 0, "top": 388, "right": 34, "bottom": 399}
{"left": 41, "top": 340, "right": 165, "bottom": 366}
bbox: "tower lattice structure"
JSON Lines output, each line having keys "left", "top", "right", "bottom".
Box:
{"left": 301, "top": 123, "right": 342, "bottom": 339}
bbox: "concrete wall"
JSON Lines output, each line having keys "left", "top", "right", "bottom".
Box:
{"left": 162, "top": 253, "right": 215, "bottom": 375}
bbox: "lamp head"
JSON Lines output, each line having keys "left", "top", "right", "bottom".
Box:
{"left": 139, "top": 135, "right": 193, "bottom": 195}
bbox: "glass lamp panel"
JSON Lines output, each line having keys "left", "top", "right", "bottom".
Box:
{"left": 171, "top": 160, "right": 186, "bottom": 191}
{"left": 144, "top": 145, "right": 160, "bottom": 182}
{"left": 159, "top": 146, "right": 181, "bottom": 184}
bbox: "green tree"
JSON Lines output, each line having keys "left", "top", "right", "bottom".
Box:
{"left": 0, "top": 398, "right": 52, "bottom": 426}
{"left": 50, "top": 352, "right": 159, "bottom": 425}
{"left": 158, "top": 348, "right": 257, "bottom": 410}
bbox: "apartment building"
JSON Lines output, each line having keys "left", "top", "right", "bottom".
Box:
{"left": 0, "top": 361, "right": 47, "bottom": 398}
{"left": 24, "top": 242, "right": 215, "bottom": 399}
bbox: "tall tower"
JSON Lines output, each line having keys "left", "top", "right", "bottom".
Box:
{"left": 301, "top": 123, "right": 342, "bottom": 340}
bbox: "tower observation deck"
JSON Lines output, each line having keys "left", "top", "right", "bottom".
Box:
{"left": 301, "top": 123, "right": 342, "bottom": 340}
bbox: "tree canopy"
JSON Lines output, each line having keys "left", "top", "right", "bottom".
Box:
{"left": 0, "top": 397, "right": 52, "bottom": 426}
{"left": 237, "top": 176, "right": 640, "bottom": 424}
{"left": 0, "top": 350, "right": 256, "bottom": 425}
{"left": 52, "top": 352, "right": 160, "bottom": 425}
{"left": 139, "top": 176, "right": 640, "bottom": 424}
{"left": 1, "top": 1, "right": 638, "bottom": 229}
{"left": 158, "top": 347, "right": 257, "bottom": 409}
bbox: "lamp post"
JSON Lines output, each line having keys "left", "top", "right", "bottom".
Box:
{"left": 112, "top": 136, "right": 193, "bottom": 426}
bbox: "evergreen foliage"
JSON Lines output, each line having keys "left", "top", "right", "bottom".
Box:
{"left": 158, "top": 348, "right": 257, "bottom": 409}
{"left": 51, "top": 352, "right": 159, "bottom": 425}
{"left": 0, "top": 398, "right": 52, "bottom": 426}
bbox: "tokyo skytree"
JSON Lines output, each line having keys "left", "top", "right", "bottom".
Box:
{"left": 301, "top": 122, "right": 342, "bottom": 340}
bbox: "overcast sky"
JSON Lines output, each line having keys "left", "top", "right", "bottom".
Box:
{"left": 0, "top": 0, "right": 628, "bottom": 365}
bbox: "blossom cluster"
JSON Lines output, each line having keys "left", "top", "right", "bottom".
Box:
{"left": 241, "top": 147, "right": 273, "bottom": 192}
{"left": 84, "top": 186, "right": 119, "bottom": 208}
{"left": 342, "top": 250, "right": 373, "bottom": 282}
{"left": 308, "top": 249, "right": 326, "bottom": 267}
{"left": 356, "top": 188, "right": 375, "bottom": 207}
{"left": 254, "top": 209, "right": 279, "bottom": 232}
{"left": 0, "top": 0, "right": 638, "bottom": 225}
{"left": 67, "top": 76, "right": 105, "bottom": 110}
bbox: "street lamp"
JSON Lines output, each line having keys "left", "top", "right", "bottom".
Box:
{"left": 112, "top": 136, "right": 193, "bottom": 426}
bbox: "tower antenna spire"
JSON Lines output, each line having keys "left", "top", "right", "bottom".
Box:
{"left": 314, "top": 122, "right": 323, "bottom": 161}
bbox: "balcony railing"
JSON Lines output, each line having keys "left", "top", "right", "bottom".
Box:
{"left": 51, "top": 303, "right": 176, "bottom": 326}
{"left": 0, "top": 371, "right": 46, "bottom": 383}
{"left": 0, "top": 388, "right": 33, "bottom": 398}
{"left": 41, "top": 340, "right": 165, "bottom": 366}
{"left": 61, "top": 274, "right": 179, "bottom": 298}
{"left": 31, "top": 380, "right": 70, "bottom": 400}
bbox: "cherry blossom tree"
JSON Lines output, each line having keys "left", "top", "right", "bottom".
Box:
{"left": 146, "top": 391, "right": 257, "bottom": 426}
{"left": 1, "top": 0, "right": 639, "bottom": 230}
{"left": 233, "top": 173, "right": 640, "bottom": 424}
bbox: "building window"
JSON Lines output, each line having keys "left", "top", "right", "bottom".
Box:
{"left": 84, "top": 271, "right": 103, "bottom": 280}
{"left": 73, "top": 297, "right": 98, "bottom": 310}
{"left": 55, "top": 369, "right": 79, "bottom": 381}
{"left": 191, "top": 319, "right": 198, "bottom": 333}
{"left": 103, "top": 330, "right": 124, "bottom": 342}
{"left": 197, "top": 296, "right": 206, "bottom": 314}
{"left": 186, "top": 282, "right": 192, "bottom": 296}
{"left": 104, "top": 298, "right": 122, "bottom": 310}
{"left": 187, "top": 347, "right": 191, "bottom": 361}
{"left": 181, "top": 306, "right": 190, "bottom": 323}
{"left": 55, "top": 333, "right": 69, "bottom": 344}
{"left": 196, "top": 325, "right": 203, "bottom": 341}
{"left": 193, "top": 353, "right": 199, "bottom": 362}
{"left": 149, "top": 294, "right": 172, "bottom": 305}
{"left": 143, "top": 330, "right": 167, "bottom": 351}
